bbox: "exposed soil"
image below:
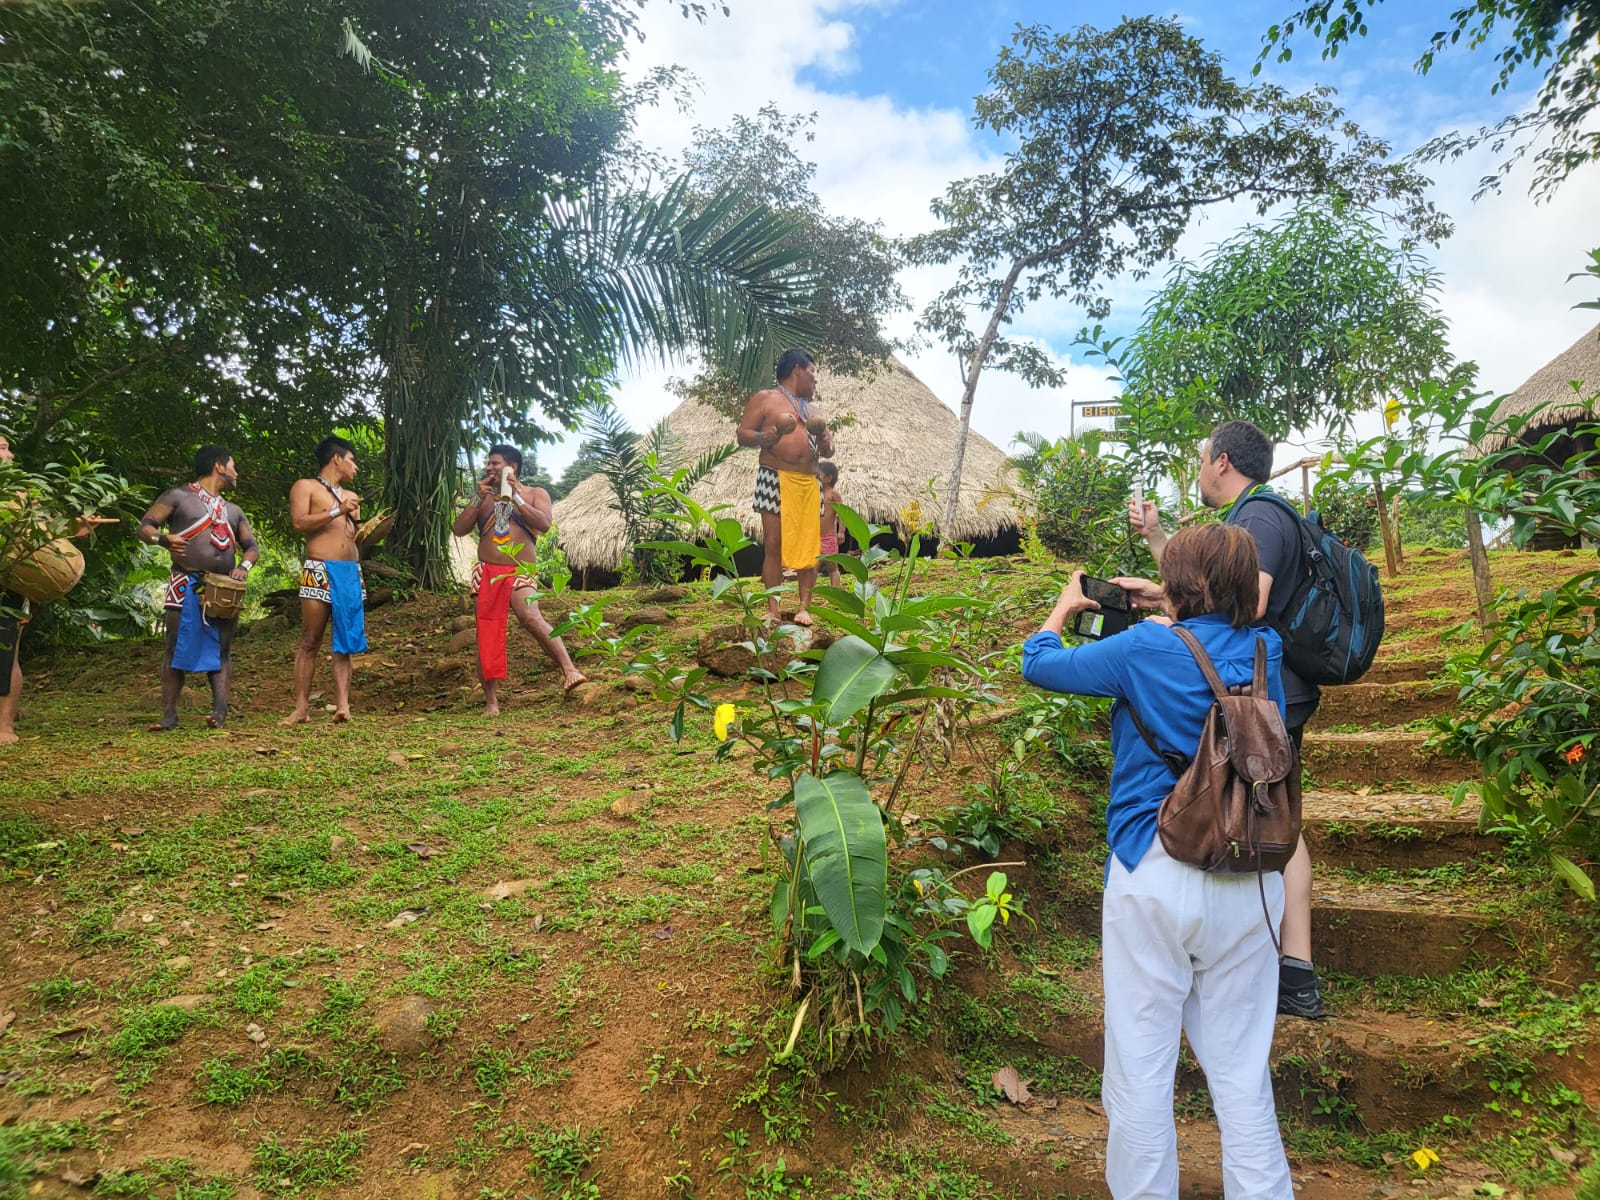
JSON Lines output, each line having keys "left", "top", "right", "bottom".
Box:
{"left": 2, "top": 548, "right": 1597, "bottom": 1198}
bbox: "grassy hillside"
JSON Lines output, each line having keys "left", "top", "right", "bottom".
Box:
{"left": 1, "top": 546, "right": 1596, "bottom": 1199}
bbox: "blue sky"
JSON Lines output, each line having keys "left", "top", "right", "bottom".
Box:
{"left": 537, "top": 0, "right": 1600, "bottom": 478}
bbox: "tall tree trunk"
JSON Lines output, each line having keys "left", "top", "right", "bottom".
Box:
{"left": 1464, "top": 507, "right": 1494, "bottom": 632}
{"left": 1371, "top": 474, "right": 1401, "bottom": 577}
{"left": 940, "top": 258, "right": 1027, "bottom": 533}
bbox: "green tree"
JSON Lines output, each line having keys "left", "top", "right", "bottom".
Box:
{"left": 1008, "top": 432, "right": 1133, "bottom": 563}
{"left": 1260, "top": 1, "right": 1600, "bottom": 199}
{"left": 673, "top": 105, "right": 911, "bottom": 415}
{"left": 1, "top": 1, "right": 822, "bottom": 591}
{"left": 904, "top": 17, "right": 1450, "bottom": 530}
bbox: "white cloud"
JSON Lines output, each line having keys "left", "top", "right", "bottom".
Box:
{"left": 541, "top": 2, "right": 1600, "bottom": 479}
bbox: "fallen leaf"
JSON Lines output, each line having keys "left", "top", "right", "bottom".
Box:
{"left": 254, "top": 747, "right": 278, "bottom": 756}
{"left": 1475, "top": 996, "right": 1501, "bottom": 1009}
{"left": 530, "top": 914, "right": 543, "bottom": 932}
{"left": 118, "top": 827, "right": 146, "bottom": 837}
{"left": 245, "top": 1023, "right": 268, "bottom": 1044}
{"left": 385, "top": 751, "right": 409, "bottom": 767}
{"left": 406, "top": 843, "right": 438, "bottom": 859}
{"left": 59, "top": 1167, "right": 96, "bottom": 1186}
{"left": 653, "top": 925, "right": 674, "bottom": 940}
{"left": 992, "top": 1066, "right": 1033, "bottom": 1105}
{"left": 52, "top": 1026, "right": 92, "bottom": 1044}
{"left": 385, "top": 908, "right": 428, "bottom": 929}
{"left": 253, "top": 922, "right": 276, "bottom": 932}
{"left": 483, "top": 879, "right": 537, "bottom": 901}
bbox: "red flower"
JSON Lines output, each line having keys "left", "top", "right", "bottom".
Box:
{"left": 1565, "top": 743, "right": 1586, "bottom": 765}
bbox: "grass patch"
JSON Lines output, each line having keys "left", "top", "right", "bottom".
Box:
{"left": 252, "top": 1132, "right": 365, "bottom": 1196}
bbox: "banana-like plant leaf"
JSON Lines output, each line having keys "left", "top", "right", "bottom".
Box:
{"left": 795, "top": 770, "right": 887, "bottom": 958}
{"left": 813, "top": 634, "right": 897, "bottom": 724}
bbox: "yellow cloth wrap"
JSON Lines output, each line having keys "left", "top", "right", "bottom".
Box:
{"left": 777, "top": 470, "right": 821, "bottom": 570}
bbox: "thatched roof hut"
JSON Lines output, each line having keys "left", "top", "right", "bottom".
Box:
{"left": 1476, "top": 321, "right": 1600, "bottom": 455}
{"left": 551, "top": 359, "right": 1023, "bottom": 576}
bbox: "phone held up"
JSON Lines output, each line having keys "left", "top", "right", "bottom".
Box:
{"left": 1073, "top": 575, "right": 1136, "bottom": 641}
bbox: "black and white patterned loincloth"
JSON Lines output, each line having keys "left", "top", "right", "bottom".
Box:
{"left": 752, "top": 464, "right": 781, "bottom": 515}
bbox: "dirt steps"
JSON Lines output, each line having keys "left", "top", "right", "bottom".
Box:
{"left": 1268, "top": 1008, "right": 1600, "bottom": 1129}
{"left": 1310, "top": 873, "right": 1523, "bottom": 978}
{"left": 1306, "top": 678, "right": 1454, "bottom": 728}
{"left": 1301, "top": 729, "right": 1475, "bottom": 787}
{"left": 1301, "top": 789, "right": 1492, "bottom": 870}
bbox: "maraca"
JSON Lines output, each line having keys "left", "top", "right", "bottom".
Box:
{"left": 774, "top": 413, "right": 798, "bottom": 435}
{"left": 806, "top": 414, "right": 827, "bottom": 436}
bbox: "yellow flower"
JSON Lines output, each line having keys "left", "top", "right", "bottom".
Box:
{"left": 1384, "top": 397, "right": 1402, "bottom": 429}
{"left": 997, "top": 891, "right": 1013, "bottom": 924}
{"left": 1410, "top": 1148, "right": 1440, "bottom": 1171}
{"left": 912, "top": 878, "right": 925, "bottom": 897}
{"left": 713, "top": 703, "right": 736, "bottom": 742}
{"left": 899, "top": 498, "right": 926, "bottom": 534}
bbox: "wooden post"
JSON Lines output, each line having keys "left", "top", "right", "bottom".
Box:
{"left": 1371, "top": 475, "right": 1401, "bottom": 578}
{"left": 1301, "top": 462, "right": 1311, "bottom": 510}
{"left": 1464, "top": 507, "right": 1494, "bottom": 631}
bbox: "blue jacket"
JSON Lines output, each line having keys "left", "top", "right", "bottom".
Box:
{"left": 1021, "top": 615, "right": 1286, "bottom": 876}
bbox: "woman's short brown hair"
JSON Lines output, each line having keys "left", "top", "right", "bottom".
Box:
{"left": 1161, "top": 524, "right": 1261, "bottom": 627}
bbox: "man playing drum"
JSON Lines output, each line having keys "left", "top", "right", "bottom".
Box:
{"left": 454, "top": 445, "right": 585, "bottom": 714}
{"left": 138, "top": 445, "right": 260, "bottom": 731}
{"left": 282, "top": 435, "right": 367, "bottom": 725}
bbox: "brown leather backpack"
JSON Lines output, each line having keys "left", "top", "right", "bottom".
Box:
{"left": 1128, "top": 627, "right": 1301, "bottom": 877}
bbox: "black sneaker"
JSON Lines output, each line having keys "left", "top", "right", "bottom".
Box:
{"left": 1277, "top": 976, "right": 1327, "bottom": 1020}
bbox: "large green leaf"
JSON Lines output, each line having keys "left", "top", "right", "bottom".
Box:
{"left": 812, "top": 635, "right": 897, "bottom": 724}
{"left": 795, "top": 771, "right": 887, "bottom": 958}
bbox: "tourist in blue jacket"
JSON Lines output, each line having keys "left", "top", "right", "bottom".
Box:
{"left": 1021, "top": 523, "right": 1292, "bottom": 1200}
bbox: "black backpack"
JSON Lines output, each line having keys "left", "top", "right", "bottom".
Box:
{"left": 1229, "top": 489, "right": 1385, "bottom": 686}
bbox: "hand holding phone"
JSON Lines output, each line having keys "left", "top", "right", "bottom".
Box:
{"left": 1073, "top": 575, "right": 1136, "bottom": 640}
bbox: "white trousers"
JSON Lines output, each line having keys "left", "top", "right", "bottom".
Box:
{"left": 1101, "top": 839, "right": 1292, "bottom": 1200}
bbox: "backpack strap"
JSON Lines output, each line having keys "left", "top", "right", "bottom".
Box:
{"left": 1124, "top": 701, "right": 1191, "bottom": 777}
{"left": 1170, "top": 625, "right": 1230, "bottom": 701}
{"left": 1252, "top": 635, "right": 1267, "bottom": 696}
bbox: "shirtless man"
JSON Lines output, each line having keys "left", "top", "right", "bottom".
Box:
{"left": 453, "top": 444, "right": 585, "bottom": 714}
{"left": 735, "top": 348, "right": 835, "bottom": 624}
{"left": 282, "top": 435, "right": 366, "bottom": 724}
{"left": 138, "top": 446, "right": 260, "bottom": 730}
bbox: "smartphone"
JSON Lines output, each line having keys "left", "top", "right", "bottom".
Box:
{"left": 1073, "top": 575, "right": 1136, "bottom": 640}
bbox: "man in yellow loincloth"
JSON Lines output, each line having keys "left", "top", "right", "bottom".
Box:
{"left": 735, "top": 348, "right": 835, "bottom": 625}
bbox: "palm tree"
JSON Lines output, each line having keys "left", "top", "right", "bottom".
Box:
{"left": 383, "top": 177, "right": 819, "bottom": 588}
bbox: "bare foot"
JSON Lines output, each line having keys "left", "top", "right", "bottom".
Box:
{"left": 205, "top": 714, "right": 225, "bottom": 730}
{"left": 792, "top": 609, "right": 813, "bottom": 627}
{"left": 562, "top": 672, "right": 588, "bottom": 695}
{"left": 332, "top": 710, "right": 352, "bottom": 724}
{"left": 0, "top": 729, "right": 17, "bottom": 745}
{"left": 279, "top": 710, "right": 310, "bottom": 727}
{"left": 484, "top": 702, "right": 501, "bottom": 716}
{"left": 764, "top": 603, "right": 781, "bottom": 625}
{"left": 147, "top": 721, "right": 176, "bottom": 733}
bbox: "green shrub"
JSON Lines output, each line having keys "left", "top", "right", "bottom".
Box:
{"left": 1310, "top": 478, "right": 1379, "bottom": 550}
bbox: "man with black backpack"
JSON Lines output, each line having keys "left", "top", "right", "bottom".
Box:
{"left": 1124, "top": 420, "right": 1339, "bottom": 1020}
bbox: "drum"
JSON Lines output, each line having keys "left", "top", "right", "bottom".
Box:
{"left": 201, "top": 572, "right": 247, "bottom": 620}
{"left": 355, "top": 510, "right": 395, "bottom": 559}
{"left": 1, "top": 538, "right": 85, "bottom": 604}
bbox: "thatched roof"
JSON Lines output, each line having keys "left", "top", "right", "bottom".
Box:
{"left": 1477, "top": 321, "right": 1600, "bottom": 454}
{"left": 551, "top": 359, "right": 1023, "bottom": 572}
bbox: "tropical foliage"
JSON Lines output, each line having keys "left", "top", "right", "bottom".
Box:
{"left": 628, "top": 490, "right": 1026, "bottom": 1059}
{"left": 904, "top": 16, "right": 1451, "bottom": 528}
{"left": 580, "top": 405, "right": 737, "bottom": 584}
{"left": 673, "top": 105, "right": 912, "bottom": 415}
{"left": 1328, "top": 375, "right": 1600, "bottom": 899}
{"left": 1260, "top": 1, "right": 1600, "bottom": 199}
{"left": 1008, "top": 433, "right": 1137, "bottom": 565}
{"left": 0, "top": 0, "right": 823, "bottom": 591}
